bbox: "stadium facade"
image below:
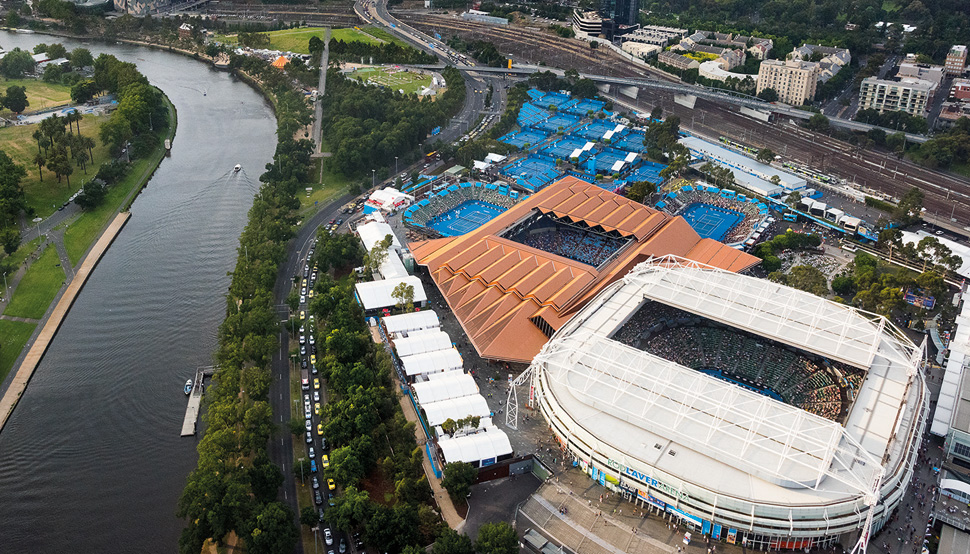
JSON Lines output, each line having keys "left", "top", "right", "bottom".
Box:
{"left": 530, "top": 257, "right": 928, "bottom": 550}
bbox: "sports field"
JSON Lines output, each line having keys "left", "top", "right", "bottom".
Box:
{"left": 215, "top": 27, "right": 398, "bottom": 54}
{"left": 348, "top": 66, "right": 433, "bottom": 95}
{"left": 428, "top": 200, "right": 505, "bottom": 237}
{"left": 679, "top": 202, "right": 743, "bottom": 242}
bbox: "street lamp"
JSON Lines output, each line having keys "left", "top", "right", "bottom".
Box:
{"left": 395, "top": 156, "right": 399, "bottom": 175}
{"left": 2, "top": 271, "right": 7, "bottom": 301}
{"left": 372, "top": 169, "right": 376, "bottom": 188}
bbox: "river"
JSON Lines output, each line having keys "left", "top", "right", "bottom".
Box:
{"left": 0, "top": 31, "right": 277, "bottom": 552}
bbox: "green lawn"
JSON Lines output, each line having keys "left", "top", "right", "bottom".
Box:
{"left": 355, "top": 26, "right": 408, "bottom": 47}
{"left": 4, "top": 245, "right": 65, "bottom": 320}
{"left": 0, "top": 78, "right": 72, "bottom": 113}
{"left": 345, "top": 66, "right": 433, "bottom": 95}
{"left": 63, "top": 155, "right": 152, "bottom": 266}
{"left": 0, "top": 319, "right": 37, "bottom": 384}
{"left": 0, "top": 113, "right": 112, "bottom": 218}
{"left": 1, "top": 236, "right": 43, "bottom": 270}
{"left": 215, "top": 26, "right": 384, "bottom": 55}
{"left": 301, "top": 159, "right": 353, "bottom": 213}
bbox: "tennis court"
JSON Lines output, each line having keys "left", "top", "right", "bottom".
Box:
{"left": 679, "top": 203, "right": 743, "bottom": 241}
{"left": 540, "top": 136, "right": 590, "bottom": 160}
{"left": 499, "top": 128, "right": 549, "bottom": 149}
{"left": 427, "top": 200, "right": 505, "bottom": 237}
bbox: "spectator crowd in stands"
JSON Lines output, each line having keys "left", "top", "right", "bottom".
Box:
{"left": 612, "top": 301, "right": 865, "bottom": 423}
{"left": 512, "top": 223, "right": 629, "bottom": 267}
{"left": 663, "top": 187, "right": 766, "bottom": 245}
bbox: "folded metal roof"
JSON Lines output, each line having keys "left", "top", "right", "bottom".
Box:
{"left": 411, "top": 177, "right": 759, "bottom": 363}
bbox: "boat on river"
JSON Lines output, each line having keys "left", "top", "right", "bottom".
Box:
{"left": 233, "top": 164, "right": 241, "bottom": 172}
{"left": 184, "top": 379, "right": 193, "bottom": 395}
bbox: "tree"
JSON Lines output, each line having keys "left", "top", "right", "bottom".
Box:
{"left": 69, "top": 47, "right": 94, "bottom": 70}
{"left": 391, "top": 282, "right": 415, "bottom": 312}
{"left": 3, "top": 86, "right": 29, "bottom": 114}
{"left": 309, "top": 36, "right": 325, "bottom": 56}
{"left": 46, "top": 43, "right": 67, "bottom": 60}
{"left": 33, "top": 151, "right": 46, "bottom": 182}
{"left": 300, "top": 506, "right": 319, "bottom": 528}
{"left": 441, "top": 462, "right": 477, "bottom": 501}
{"left": 757, "top": 147, "right": 777, "bottom": 164}
{"left": 1, "top": 228, "right": 21, "bottom": 255}
{"left": 757, "top": 87, "right": 778, "bottom": 102}
{"left": 0, "top": 49, "right": 36, "bottom": 78}
{"left": 246, "top": 502, "right": 299, "bottom": 554}
{"left": 786, "top": 265, "right": 829, "bottom": 296}
{"left": 432, "top": 528, "right": 474, "bottom": 554}
{"left": 625, "top": 181, "right": 655, "bottom": 203}
{"left": 99, "top": 114, "right": 133, "bottom": 151}
{"left": 894, "top": 186, "right": 924, "bottom": 224}
{"left": 475, "top": 522, "right": 518, "bottom": 554}
{"left": 71, "top": 79, "right": 98, "bottom": 104}
{"left": 0, "top": 149, "right": 27, "bottom": 226}
{"left": 805, "top": 113, "right": 830, "bottom": 133}
{"left": 293, "top": 457, "right": 311, "bottom": 482}
{"left": 786, "top": 191, "right": 802, "bottom": 208}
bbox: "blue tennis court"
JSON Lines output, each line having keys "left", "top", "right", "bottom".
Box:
{"left": 680, "top": 203, "right": 744, "bottom": 241}
{"left": 499, "top": 128, "right": 549, "bottom": 149}
{"left": 427, "top": 200, "right": 505, "bottom": 237}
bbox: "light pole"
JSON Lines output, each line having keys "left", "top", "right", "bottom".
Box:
{"left": 372, "top": 169, "right": 376, "bottom": 189}
{"left": 395, "top": 156, "right": 399, "bottom": 175}
{"left": 2, "top": 271, "right": 7, "bottom": 301}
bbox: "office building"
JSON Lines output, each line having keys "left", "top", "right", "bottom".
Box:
{"left": 599, "top": 0, "right": 638, "bottom": 27}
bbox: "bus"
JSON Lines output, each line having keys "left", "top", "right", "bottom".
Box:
{"left": 301, "top": 369, "right": 309, "bottom": 390}
{"left": 782, "top": 212, "right": 798, "bottom": 222}
{"left": 425, "top": 151, "right": 438, "bottom": 163}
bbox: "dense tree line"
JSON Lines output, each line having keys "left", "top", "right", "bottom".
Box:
{"left": 480, "top": 1, "right": 573, "bottom": 21}
{"left": 446, "top": 36, "right": 506, "bottom": 67}
{"left": 0, "top": 152, "right": 27, "bottom": 256}
{"left": 910, "top": 117, "right": 970, "bottom": 169}
{"left": 176, "top": 57, "right": 315, "bottom": 554}
{"left": 326, "top": 39, "right": 437, "bottom": 65}
{"left": 855, "top": 108, "right": 928, "bottom": 134}
{"left": 751, "top": 230, "right": 823, "bottom": 272}
{"left": 306, "top": 268, "right": 442, "bottom": 552}
{"left": 831, "top": 251, "right": 947, "bottom": 318}
{"left": 319, "top": 65, "right": 465, "bottom": 177}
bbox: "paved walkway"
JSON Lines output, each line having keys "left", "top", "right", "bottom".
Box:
{"left": 312, "top": 27, "right": 331, "bottom": 157}
{"left": 394, "top": 386, "right": 465, "bottom": 529}
{"left": 0, "top": 212, "right": 130, "bottom": 433}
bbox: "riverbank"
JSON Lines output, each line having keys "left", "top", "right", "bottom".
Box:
{"left": 0, "top": 212, "right": 130, "bottom": 433}
{"left": 0, "top": 92, "right": 177, "bottom": 423}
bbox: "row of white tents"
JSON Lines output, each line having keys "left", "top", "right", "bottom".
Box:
{"left": 381, "top": 310, "right": 513, "bottom": 467}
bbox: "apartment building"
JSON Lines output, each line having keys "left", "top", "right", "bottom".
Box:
{"left": 946, "top": 45, "right": 967, "bottom": 76}
{"left": 756, "top": 59, "right": 820, "bottom": 105}
{"left": 859, "top": 77, "right": 933, "bottom": 116}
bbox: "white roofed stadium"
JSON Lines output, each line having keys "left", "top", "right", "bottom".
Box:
{"left": 527, "top": 257, "right": 928, "bottom": 550}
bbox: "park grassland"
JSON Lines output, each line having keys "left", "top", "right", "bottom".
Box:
{"left": 0, "top": 319, "right": 37, "bottom": 383}
{"left": 215, "top": 26, "right": 403, "bottom": 54}
{"left": 0, "top": 78, "right": 72, "bottom": 113}
{"left": 346, "top": 66, "right": 433, "bottom": 95}
{"left": 0, "top": 112, "right": 112, "bottom": 218}
{"left": 4, "top": 245, "right": 65, "bottom": 320}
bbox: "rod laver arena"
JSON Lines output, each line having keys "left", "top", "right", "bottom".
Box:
{"left": 529, "top": 257, "right": 928, "bottom": 550}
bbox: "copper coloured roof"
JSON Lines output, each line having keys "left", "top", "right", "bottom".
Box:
{"left": 410, "top": 177, "right": 759, "bottom": 363}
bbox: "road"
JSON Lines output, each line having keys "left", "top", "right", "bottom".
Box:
{"left": 268, "top": 193, "right": 353, "bottom": 554}
{"left": 312, "top": 27, "right": 331, "bottom": 156}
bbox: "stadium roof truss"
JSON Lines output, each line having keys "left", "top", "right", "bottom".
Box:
{"left": 622, "top": 257, "right": 923, "bottom": 374}
{"left": 537, "top": 332, "right": 882, "bottom": 498}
